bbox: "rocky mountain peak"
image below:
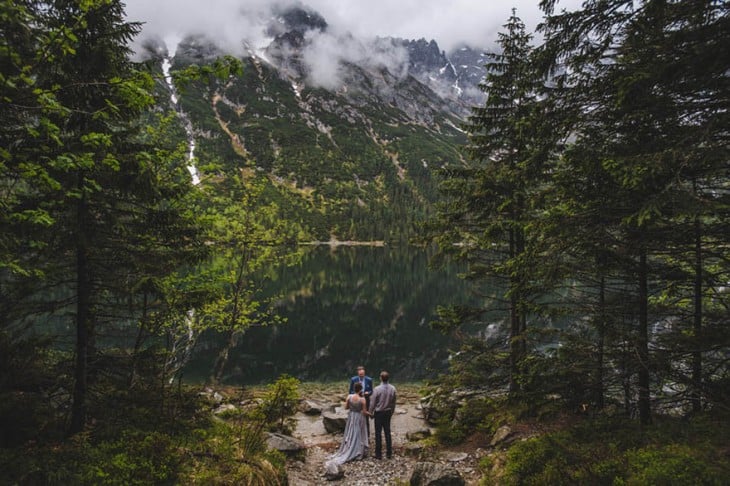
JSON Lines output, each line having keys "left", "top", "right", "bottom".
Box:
{"left": 156, "top": 2, "right": 491, "bottom": 120}
{"left": 174, "top": 34, "right": 223, "bottom": 64}
{"left": 448, "top": 45, "right": 488, "bottom": 104}
{"left": 268, "top": 3, "right": 328, "bottom": 37}
{"left": 395, "top": 38, "right": 455, "bottom": 80}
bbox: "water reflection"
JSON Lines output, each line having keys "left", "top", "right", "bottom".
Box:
{"left": 185, "top": 246, "right": 476, "bottom": 384}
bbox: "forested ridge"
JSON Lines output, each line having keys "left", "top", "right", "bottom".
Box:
{"left": 1, "top": 0, "right": 729, "bottom": 484}
{"left": 161, "top": 37, "right": 466, "bottom": 243}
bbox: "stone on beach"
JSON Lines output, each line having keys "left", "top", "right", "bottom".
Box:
{"left": 322, "top": 410, "right": 348, "bottom": 433}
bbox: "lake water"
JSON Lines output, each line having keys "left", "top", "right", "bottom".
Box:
{"left": 184, "top": 245, "right": 480, "bottom": 385}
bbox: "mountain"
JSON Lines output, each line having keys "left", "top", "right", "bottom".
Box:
{"left": 142, "top": 3, "right": 489, "bottom": 242}
{"left": 449, "top": 45, "right": 490, "bottom": 105}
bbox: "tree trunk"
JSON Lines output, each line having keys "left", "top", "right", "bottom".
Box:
{"left": 691, "top": 215, "right": 703, "bottom": 412}
{"left": 129, "top": 291, "right": 148, "bottom": 387}
{"left": 517, "top": 226, "right": 527, "bottom": 359}
{"left": 508, "top": 228, "right": 521, "bottom": 394}
{"left": 69, "top": 191, "right": 91, "bottom": 436}
{"left": 211, "top": 330, "right": 240, "bottom": 384}
{"left": 596, "top": 274, "right": 606, "bottom": 409}
{"left": 210, "top": 252, "right": 248, "bottom": 384}
{"left": 637, "top": 248, "right": 652, "bottom": 426}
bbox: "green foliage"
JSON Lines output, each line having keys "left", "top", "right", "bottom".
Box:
{"left": 184, "top": 421, "right": 287, "bottom": 486}
{"left": 432, "top": 394, "right": 510, "bottom": 446}
{"left": 431, "top": 9, "right": 557, "bottom": 398}
{"left": 504, "top": 435, "right": 571, "bottom": 485}
{"left": 499, "top": 416, "right": 730, "bottom": 485}
{"left": 74, "top": 430, "right": 180, "bottom": 485}
{"left": 433, "top": 417, "right": 467, "bottom": 445}
{"left": 0, "top": 332, "right": 70, "bottom": 446}
{"left": 622, "top": 445, "right": 721, "bottom": 486}
{"left": 173, "top": 53, "right": 464, "bottom": 243}
{"left": 172, "top": 55, "right": 243, "bottom": 90}
{"left": 431, "top": 0, "right": 730, "bottom": 431}
{"left": 0, "top": 381, "right": 289, "bottom": 485}
{"left": 254, "top": 374, "right": 301, "bottom": 435}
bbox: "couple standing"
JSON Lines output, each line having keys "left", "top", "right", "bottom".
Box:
{"left": 325, "top": 366, "right": 397, "bottom": 474}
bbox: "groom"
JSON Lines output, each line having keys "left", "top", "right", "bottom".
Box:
{"left": 349, "top": 365, "right": 373, "bottom": 436}
{"left": 369, "top": 370, "right": 397, "bottom": 459}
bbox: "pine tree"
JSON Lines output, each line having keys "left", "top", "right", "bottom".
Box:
{"left": 433, "top": 10, "right": 555, "bottom": 395}
{"left": 0, "top": 0, "right": 212, "bottom": 435}
{"left": 538, "top": 0, "right": 730, "bottom": 424}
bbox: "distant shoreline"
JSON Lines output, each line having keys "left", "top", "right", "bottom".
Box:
{"left": 300, "top": 240, "right": 386, "bottom": 247}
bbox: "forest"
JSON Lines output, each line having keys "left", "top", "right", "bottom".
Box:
{"left": 1, "top": 0, "right": 729, "bottom": 484}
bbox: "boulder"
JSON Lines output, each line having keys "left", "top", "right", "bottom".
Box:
{"left": 322, "top": 410, "right": 348, "bottom": 433}
{"left": 409, "top": 462, "right": 465, "bottom": 486}
{"left": 490, "top": 425, "right": 513, "bottom": 447}
{"left": 324, "top": 461, "right": 345, "bottom": 481}
{"left": 300, "top": 399, "right": 324, "bottom": 415}
{"left": 406, "top": 428, "right": 432, "bottom": 441}
{"left": 265, "top": 432, "right": 305, "bottom": 455}
{"left": 213, "top": 403, "right": 237, "bottom": 415}
{"left": 419, "top": 394, "right": 441, "bottom": 423}
{"left": 403, "top": 442, "right": 425, "bottom": 457}
{"left": 442, "top": 452, "right": 468, "bottom": 463}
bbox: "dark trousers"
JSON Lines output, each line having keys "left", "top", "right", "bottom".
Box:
{"left": 365, "top": 395, "right": 370, "bottom": 437}
{"left": 373, "top": 410, "right": 393, "bottom": 458}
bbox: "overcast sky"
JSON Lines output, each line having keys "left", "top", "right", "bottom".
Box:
{"left": 124, "top": 0, "right": 583, "bottom": 54}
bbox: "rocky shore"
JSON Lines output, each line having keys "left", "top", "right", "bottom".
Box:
{"left": 283, "top": 383, "right": 484, "bottom": 485}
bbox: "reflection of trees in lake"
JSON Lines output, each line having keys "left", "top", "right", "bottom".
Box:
{"left": 185, "top": 246, "right": 479, "bottom": 384}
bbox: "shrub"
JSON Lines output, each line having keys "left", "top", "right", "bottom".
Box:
{"left": 497, "top": 416, "right": 730, "bottom": 485}
{"left": 1, "top": 430, "right": 182, "bottom": 485}
{"left": 184, "top": 421, "right": 287, "bottom": 485}
{"left": 257, "top": 374, "right": 300, "bottom": 434}
{"left": 504, "top": 435, "right": 568, "bottom": 484}
{"left": 624, "top": 444, "right": 725, "bottom": 485}
{"left": 434, "top": 415, "right": 467, "bottom": 445}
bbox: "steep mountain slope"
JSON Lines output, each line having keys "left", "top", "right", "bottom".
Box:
{"left": 144, "top": 4, "right": 489, "bottom": 242}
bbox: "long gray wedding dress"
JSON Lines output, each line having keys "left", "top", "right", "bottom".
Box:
{"left": 324, "top": 394, "right": 369, "bottom": 475}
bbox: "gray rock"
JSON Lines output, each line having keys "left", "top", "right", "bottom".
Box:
{"left": 324, "top": 461, "right": 345, "bottom": 481}
{"left": 300, "top": 399, "right": 324, "bottom": 415}
{"left": 406, "top": 428, "right": 432, "bottom": 441}
{"left": 409, "top": 461, "right": 465, "bottom": 486}
{"left": 490, "top": 425, "right": 513, "bottom": 447}
{"left": 213, "top": 403, "right": 236, "bottom": 415}
{"left": 404, "top": 442, "right": 425, "bottom": 457}
{"left": 442, "top": 451, "right": 468, "bottom": 463}
{"left": 322, "top": 410, "right": 348, "bottom": 433}
{"left": 419, "top": 394, "right": 441, "bottom": 423}
{"left": 265, "top": 432, "right": 305, "bottom": 455}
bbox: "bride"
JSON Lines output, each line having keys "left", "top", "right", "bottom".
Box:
{"left": 324, "top": 382, "right": 370, "bottom": 474}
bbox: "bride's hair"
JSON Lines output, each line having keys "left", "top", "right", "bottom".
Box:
{"left": 353, "top": 382, "right": 363, "bottom": 393}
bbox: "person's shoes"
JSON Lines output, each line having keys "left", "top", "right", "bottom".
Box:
{"left": 374, "top": 455, "right": 382, "bottom": 460}
{"left": 386, "top": 454, "right": 392, "bottom": 459}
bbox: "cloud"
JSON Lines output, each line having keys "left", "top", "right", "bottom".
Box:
{"left": 126, "top": 0, "right": 284, "bottom": 57}
{"left": 295, "top": 0, "right": 584, "bottom": 52}
{"left": 125, "top": 0, "right": 584, "bottom": 91}
{"left": 125, "top": 0, "right": 584, "bottom": 56}
{"left": 301, "top": 29, "right": 408, "bottom": 90}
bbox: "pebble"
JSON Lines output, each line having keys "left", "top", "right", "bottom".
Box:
{"left": 287, "top": 446, "right": 416, "bottom": 485}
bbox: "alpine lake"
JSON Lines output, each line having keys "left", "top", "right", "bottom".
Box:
{"left": 184, "top": 245, "right": 490, "bottom": 385}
